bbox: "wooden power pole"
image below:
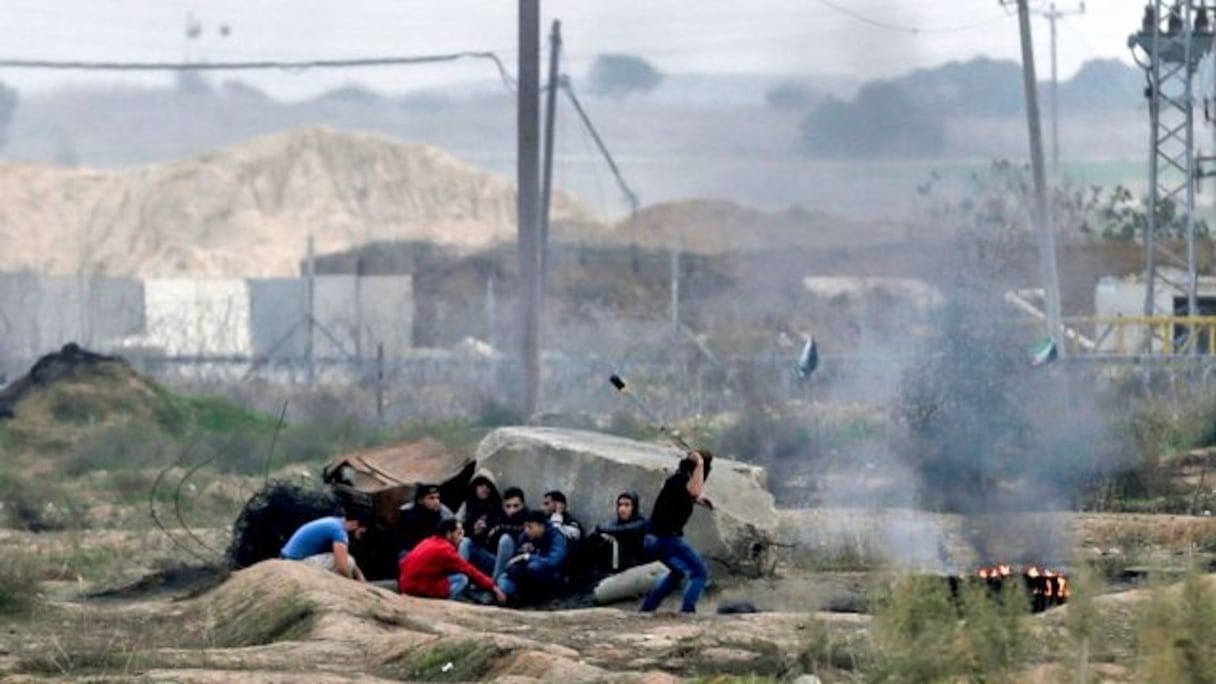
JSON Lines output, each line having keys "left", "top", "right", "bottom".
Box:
{"left": 1013, "top": 0, "right": 1065, "bottom": 354}
{"left": 518, "top": 0, "right": 542, "bottom": 417}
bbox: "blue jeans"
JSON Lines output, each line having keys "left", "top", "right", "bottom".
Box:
{"left": 497, "top": 560, "right": 563, "bottom": 599}
{"left": 448, "top": 573, "right": 469, "bottom": 599}
{"left": 639, "top": 534, "right": 709, "bottom": 613}
{"left": 459, "top": 535, "right": 516, "bottom": 580}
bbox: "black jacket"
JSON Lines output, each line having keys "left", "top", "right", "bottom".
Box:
{"left": 397, "top": 502, "right": 455, "bottom": 554}
{"left": 461, "top": 471, "right": 504, "bottom": 550}
{"left": 593, "top": 491, "right": 649, "bottom": 571}
{"left": 488, "top": 506, "right": 529, "bottom": 549}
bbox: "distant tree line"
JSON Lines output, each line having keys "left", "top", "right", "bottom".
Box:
{"left": 800, "top": 83, "right": 945, "bottom": 159}
{"left": 788, "top": 56, "right": 1143, "bottom": 160}
{"left": 0, "top": 82, "right": 17, "bottom": 152}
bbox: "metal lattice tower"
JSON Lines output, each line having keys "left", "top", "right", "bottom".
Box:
{"left": 1129, "top": 1, "right": 1214, "bottom": 345}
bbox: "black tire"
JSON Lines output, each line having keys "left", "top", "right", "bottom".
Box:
{"left": 226, "top": 481, "right": 341, "bottom": 569}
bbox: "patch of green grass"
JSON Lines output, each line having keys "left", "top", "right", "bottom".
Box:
{"left": 63, "top": 421, "right": 177, "bottom": 476}
{"left": 212, "top": 591, "right": 316, "bottom": 647}
{"left": 1135, "top": 568, "right": 1216, "bottom": 682}
{"left": 38, "top": 537, "right": 130, "bottom": 584}
{"left": 391, "top": 417, "right": 498, "bottom": 452}
{"left": 867, "top": 574, "right": 1030, "bottom": 683}
{"left": 0, "top": 554, "right": 40, "bottom": 615}
{"left": 797, "top": 618, "right": 868, "bottom": 675}
{"left": 154, "top": 388, "right": 278, "bottom": 437}
{"left": 17, "top": 649, "right": 147, "bottom": 676}
{"left": 380, "top": 638, "right": 509, "bottom": 682}
{"left": 0, "top": 469, "right": 80, "bottom": 532}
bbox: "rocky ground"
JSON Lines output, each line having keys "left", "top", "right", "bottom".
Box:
{"left": 2, "top": 509, "right": 1214, "bottom": 682}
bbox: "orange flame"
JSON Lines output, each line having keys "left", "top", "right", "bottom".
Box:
{"left": 975, "top": 564, "right": 1071, "bottom": 601}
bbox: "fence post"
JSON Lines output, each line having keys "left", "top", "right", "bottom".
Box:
{"left": 376, "top": 343, "right": 385, "bottom": 426}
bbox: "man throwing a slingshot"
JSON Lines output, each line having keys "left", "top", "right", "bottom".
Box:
{"left": 639, "top": 449, "right": 713, "bottom": 614}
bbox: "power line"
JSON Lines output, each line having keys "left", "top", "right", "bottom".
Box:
{"left": 812, "top": 0, "right": 1015, "bottom": 34}
{"left": 558, "top": 75, "right": 640, "bottom": 216}
{"left": 0, "top": 51, "right": 517, "bottom": 90}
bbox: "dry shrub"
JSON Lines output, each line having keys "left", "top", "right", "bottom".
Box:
{"left": 1135, "top": 570, "right": 1216, "bottom": 683}
{"left": 0, "top": 469, "right": 80, "bottom": 532}
{"left": 868, "top": 574, "right": 1029, "bottom": 682}
{"left": 0, "top": 553, "right": 39, "bottom": 615}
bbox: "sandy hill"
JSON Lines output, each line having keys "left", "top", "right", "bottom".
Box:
{"left": 612, "top": 199, "right": 907, "bottom": 254}
{"left": 0, "top": 127, "right": 596, "bottom": 277}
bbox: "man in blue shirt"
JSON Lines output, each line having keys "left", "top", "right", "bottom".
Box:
{"left": 280, "top": 508, "right": 369, "bottom": 582}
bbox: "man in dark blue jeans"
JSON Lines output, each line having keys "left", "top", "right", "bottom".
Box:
{"left": 497, "top": 510, "right": 568, "bottom": 604}
{"left": 640, "top": 449, "right": 713, "bottom": 614}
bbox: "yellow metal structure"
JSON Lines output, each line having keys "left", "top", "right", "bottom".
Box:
{"left": 1064, "top": 315, "right": 1216, "bottom": 356}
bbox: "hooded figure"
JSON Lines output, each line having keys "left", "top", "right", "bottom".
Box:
{"left": 459, "top": 470, "right": 503, "bottom": 551}
{"left": 592, "top": 491, "right": 649, "bottom": 574}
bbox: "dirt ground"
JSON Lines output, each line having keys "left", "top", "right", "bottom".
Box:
{"left": 2, "top": 509, "right": 1213, "bottom": 682}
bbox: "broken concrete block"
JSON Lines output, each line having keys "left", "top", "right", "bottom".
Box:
{"left": 475, "top": 427, "right": 780, "bottom": 575}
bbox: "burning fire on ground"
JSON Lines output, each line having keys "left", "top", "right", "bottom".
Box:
{"left": 974, "top": 564, "right": 1070, "bottom": 612}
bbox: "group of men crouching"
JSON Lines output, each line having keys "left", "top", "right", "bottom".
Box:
{"left": 279, "top": 450, "right": 714, "bottom": 613}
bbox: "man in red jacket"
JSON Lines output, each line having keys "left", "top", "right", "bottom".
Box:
{"left": 399, "top": 518, "right": 507, "bottom": 604}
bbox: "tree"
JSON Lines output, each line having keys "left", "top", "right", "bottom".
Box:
{"left": 897, "top": 162, "right": 1132, "bottom": 519}
{"left": 587, "top": 54, "right": 663, "bottom": 98}
{"left": 0, "top": 82, "right": 19, "bottom": 152}
{"left": 765, "top": 82, "right": 816, "bottom": 110}
{"left": 799, "top": 82, "right": 945, "bottom": 159}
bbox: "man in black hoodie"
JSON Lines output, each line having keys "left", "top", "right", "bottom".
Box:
{"left": 459, "top": 471, "right": 503, "bottom": 552}
{"left": 591, "top": 491, "right": 649, "bottom": 577}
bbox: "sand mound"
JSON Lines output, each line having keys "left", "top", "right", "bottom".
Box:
{"left": 0, "top": 343, "right": 161, "bottom": 425}
{"left": 205, "top": 560, "right": 615, "bottom": 680}
{"left": 613, "top": 199, "right": 902, "bottom": 254}
{"left": 202, "top": 560, "right": 829, "bottom": 681}
{"left": 0, "top": 127, "right": 597, "bottom": 277}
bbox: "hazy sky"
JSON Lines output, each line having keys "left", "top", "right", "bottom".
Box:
{"left": 0, "top": 1, "right": 1146, "bottom": 99}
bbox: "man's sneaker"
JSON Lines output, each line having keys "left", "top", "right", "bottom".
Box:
{"left": 467, "top": 588, "right": 496, "bottom": 606}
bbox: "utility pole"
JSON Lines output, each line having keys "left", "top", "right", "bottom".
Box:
{"left": 1040, "top": 2, "right": 1085, "bottom": 177}
{"left": 1130, "top": 1, "right": 1211, "bottom": 350}
{"left": 539, "top": 20, "right": 562, "bottom": 310}
{"left": 669, "top": 243, "right": 680, "bottom": 332}
{"left": 518, "top": 0, "right": 542, "bottom": 417}
{"left": 305, "top": 234, "right": 316, "bottom": 387}
{"left": 1012, "top": 0, "right": 1065, "bottom": 352}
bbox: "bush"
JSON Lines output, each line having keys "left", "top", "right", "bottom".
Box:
{"left": 800, "top": 82, "right": 945, "bottom": 158}
{"left": 587, "top": 53, "right": 663, "bottom": 98}
{"left": 63, "top": 422, "right": 176, "bottom": 476}
{"left": 1136, "top": 570, "right": 1216, "bottom": 682}
{"left": 0, "top": 470, "right": 79, "bottom": 532}
{"left": 765, "top": 82, "right": 816, "bottom": 110}
{"left": 869, "top": 574, "right": 1029, "bottom": 682}
{"left": 0, "top": 554, "right": 39, "bottom": 615}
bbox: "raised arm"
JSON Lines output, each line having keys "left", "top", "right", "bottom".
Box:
{"left": 685, "top": 452, "right": 705, "bottom": 499}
